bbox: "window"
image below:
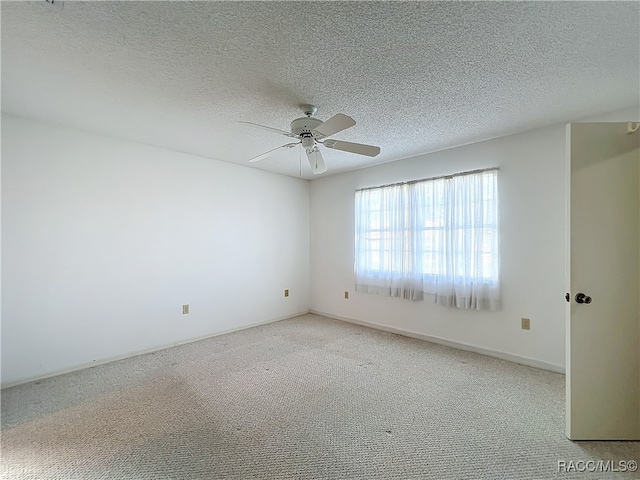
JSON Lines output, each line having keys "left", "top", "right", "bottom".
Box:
{"left": 354, "top": 169, "right": 500, "bottom": 311}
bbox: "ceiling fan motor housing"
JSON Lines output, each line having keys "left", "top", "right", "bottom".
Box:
{"left": 290, "top": 117, "right": 323, "bottom": 138}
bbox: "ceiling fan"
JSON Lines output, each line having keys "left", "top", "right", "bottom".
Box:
{"left": 240, "top": 105, "right": 380, "bottom": 174}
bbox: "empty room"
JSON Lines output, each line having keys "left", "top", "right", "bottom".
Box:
{"left": 1, "top": 1, "right": 639, "bottom": 479}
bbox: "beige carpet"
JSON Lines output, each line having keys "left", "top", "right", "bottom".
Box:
{"left": 1, "top": 313, "right": 638, "bottom": 479}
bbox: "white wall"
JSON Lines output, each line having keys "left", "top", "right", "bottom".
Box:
{"left": 4, "top": 108, "right": 636, "bottom": 386}
{"left": 309, "top": 106, "right": 640, "bottom": 373}
{"left": 1, "top": 113, "right": 310, "bottom": 386}
{"left": 310, "top": 124, "right": 568, "bottom": 371}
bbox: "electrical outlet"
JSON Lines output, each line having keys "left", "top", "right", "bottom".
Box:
{"left": 521, "top": 317, "right": 530, "bottom": 330}
{"left": 284, "top": 289, "right": 289, "bottom": 297}
{"left": 344, "top": 291, "right": 349, "bottom": 299}
{"left": 183, "top": 304, "right": 190, "bottom": 315}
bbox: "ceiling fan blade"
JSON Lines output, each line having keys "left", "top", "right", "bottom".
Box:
{"left": 306, "top": 148, "right": 327, "bottom": 174}
{"left": 312, "top": 113, "right": 355, "bottom": 138}
{"left": 323, "top": 139, "right": 380, "bottom": 157}
{"left": 239, "top": 121, "right": 294, "bottom": 137}
{"left": 248, "top": 142, "right": 299, "bottom": 163}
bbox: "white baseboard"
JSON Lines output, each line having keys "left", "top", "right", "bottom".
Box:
{"left": 3, "top": 309, "right": 564, "bottom": 388}
{"left": 1, "top": 310, "right": 310, "bottom": 389}
{"left": 310, "top": 309, "right": 565, "bottom": 374}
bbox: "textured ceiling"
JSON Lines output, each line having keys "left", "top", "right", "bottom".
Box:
{"left": 2, "top": 1, "right": 639, "bottom": 179}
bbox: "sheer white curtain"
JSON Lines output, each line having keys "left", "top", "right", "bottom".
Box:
{"left": 354, "top": 184, "right": 414, "bottom": 298}
{"left": 355, "top": 169, "right": 500, "bottom": 311}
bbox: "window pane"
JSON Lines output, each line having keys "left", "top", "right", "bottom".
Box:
{"left": 355, "top": 169, "right": 499, "bottom": 290}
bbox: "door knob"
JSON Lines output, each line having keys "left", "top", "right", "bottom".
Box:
{"left": 575, "top": 293, "right": 592, "bottom": 304}
{"left": 565, "top": 293, "right": 570, "bottom": 302}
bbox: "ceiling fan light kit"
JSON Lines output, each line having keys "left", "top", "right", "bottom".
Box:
{"left": 240, "top": 105, "right": 381, "bottom": 175}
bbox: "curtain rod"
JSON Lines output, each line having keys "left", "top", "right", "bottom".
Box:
{"left": 355, "top": 167, "right": 499, "bottom": 192}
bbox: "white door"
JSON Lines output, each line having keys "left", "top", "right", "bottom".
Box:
{"left": 566, "top": 122, "right": 640, "bottom": 440}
